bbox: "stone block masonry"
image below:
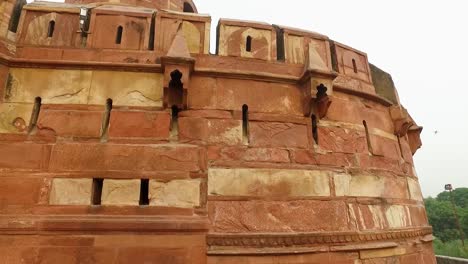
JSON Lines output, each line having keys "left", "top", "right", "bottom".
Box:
{"left": 0, "top": 0, "right": 434, "bottom": 263}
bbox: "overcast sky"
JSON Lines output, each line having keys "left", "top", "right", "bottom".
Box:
{"left": 33, "top": 0, "right": 467, "bottom": 197}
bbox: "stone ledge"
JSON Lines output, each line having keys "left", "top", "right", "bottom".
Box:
{"left": 0, "top": 215, "right": 209, "bottom": 232}
{"left": 207, "top": 227, "right": 433, "bottom": 251}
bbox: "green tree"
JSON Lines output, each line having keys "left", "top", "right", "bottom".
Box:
{"left": 437, "top": 188, "right": 468, "bottom": 208}
{"left": 425, "top": 188, "right": 468, "bottom": 242}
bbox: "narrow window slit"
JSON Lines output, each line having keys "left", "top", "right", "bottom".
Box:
{"left": 242, "top": 104, "right": 249, "bottom": 144}
{"left": 91, "top": 178, "right": 104, "bottom": 205}
{"left": 352, "top": 58, "right": 358, "bottom": 73}
{"left": 148, "top": 15, "right": 155, "bottom": 50}
{"left": 170, "top": 105, "right": 180, "bottom": 139}
{"left": 8, "top": 0, "right": 26, "bottom": 33}
{"left": 28, "top": 97, "right": 42, "bottom": 134}
{"left": 47, "top": 20, "right": 55, "bottom": 38}
{"left": 363, "top": 120, "right": 373, "bottom": 154}
{"left": 115, "top": 26, "right": 123, "bottom": 44}
{"left": 246, "top": 36, "right": 252, "bottom": 52}
{"left": 139, "top": 179, "right": 150, "bottom": 206}
{"left": 274, "top": 25, "right": 285, "bottom": 61}
{"left": 311, "top": 115, "right": 318, "bottom": 145}
{"left": 101, "top": 98, "right": 113, "bottom": 140}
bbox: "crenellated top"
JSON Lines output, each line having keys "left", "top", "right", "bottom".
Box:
{"left": 64, "top": 0, "right": 198, "bottom": 13}
{"left": 0, "top": 0, "right": 413, "bottom": 127}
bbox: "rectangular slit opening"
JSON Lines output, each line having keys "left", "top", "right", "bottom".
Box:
{"left": 47, "top": 20, "right": 55, "bottom": 38}
{"left": 330, "top": 41, "right": 339, "bottom": 72}
{"left": 148, "top": 15, "right": 155, "bottom": 50}
{"left": 274, "top": 25, "right": 285, "bottom": 61}
{"left": 170, "top": 105, "right": 179, "bottom": 140}
{"left": 8, "top": 0, "right": 26, "bottom": 33}
{"left": 91, "top": 178, "right": 104, "bottom": 205}
{"left": 242, "top": 104, "right": 250, "bottom": 144}
{"left": 115, "top": 26, "right": 123, "bottom": 44}
{"left": 363, "top": 120, "right": 373, "bottom": 154}
{"left": 311, "top": 115, "right": 318, "bottom": 145}
{"left": 101, "top": 98, "right": 113, "bottom": 141}
{"left": 139, "top": 179, "right": 149, "bottom": 206}
{"left": 28, "top": 97, "right": 42, "bottom": 134}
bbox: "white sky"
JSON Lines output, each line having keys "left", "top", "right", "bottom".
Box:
{"left": 31, "top": 0, "right": 468, "bottom": 197}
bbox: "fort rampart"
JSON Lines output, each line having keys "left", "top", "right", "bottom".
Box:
{"left": 0, "top": 0, "right": 434, "bottom": 263}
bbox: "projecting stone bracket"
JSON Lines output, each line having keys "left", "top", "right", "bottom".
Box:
{"left": 390, "top": 105, "right": 423, "bottom": 155}
{"left": 389, "top": 105, "right": 414, "bottom": 137}
{"left": 407, "top": 125, "right": 423, "bottom": 155}
{"left": 161, "top": 56, "right": 195, "bottom": 110}
{"left": 161, "top": 24, "right": 195, "bottom": 110}
{"left": 299, "top": 69, "right": 337, "bottom": 118}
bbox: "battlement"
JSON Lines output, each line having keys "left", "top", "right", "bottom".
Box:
{"left": 0, "top": 1, "right": 433, "bottom": 264}
{"left": 0, "top": 0, "right": 400, "bottom": 103}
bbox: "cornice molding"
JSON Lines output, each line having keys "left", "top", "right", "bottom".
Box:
{"left": 207, "top": 227, "right": 433, "bottom": 251}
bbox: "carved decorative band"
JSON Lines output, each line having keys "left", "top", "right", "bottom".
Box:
{"left": 207, "top": 227, "right": 433, "bottom": 248}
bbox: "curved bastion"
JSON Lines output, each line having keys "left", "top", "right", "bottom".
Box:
{"left": 0, "top": 0, "right": 435, "bottom": 263}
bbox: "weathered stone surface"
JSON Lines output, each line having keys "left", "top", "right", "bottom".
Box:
{"left": 0, "top": 177, "right": 43, "bottom": 206}
{"left": 250, "top": 122, "right": 309, "bottom": 148}
{"left": 208, "top": 252, "right": 352, "bottom": 264}
{"left": 88, "top": 71, "right": 164, "bottom": 107}
{"left": 358, "top": 154, "right": 402, "bottom": 174}
{"left": 35, "top": 247, "right": 114, "bottom": 264}
{"left": 207, "top": 146, "right": 290, "bottom": 163}
{"left": 348, "top": 204, "right": 387, "bottom": 230}
{"left": 21, "top": 12, "right": 81, "bottom": 47}
{"left": 243, "top": 148, "right": 290, "bottom": 163}
{"left": 327, "top": 94, "right": 394, "bottom": 134}
{"left": 208, "top": 168, "right": 330, "bottom": 197}
{"left": 189, "top": 77, "right": 303, "bottom": 115}
{"left": 334, "top": 173, "right": 408, "bottom": 199}
{"left": 218, "top": 21, "right": 274, "bottom": 60}
{"left": 101, "top": 179, "right": 140, "bottom": 206}
{"left": 370, "top": 63, "right": 399, "bottom": 104}
{"left": 6, "top": 68, "right": 92, "bottom": 104}
{"left": 179, "top": 117, "right": 243, "bottom": 145}
{"left": 0, "top": 143, "right": 51, "bottom": 170}
{"left": 408, "top": 206, "right": 429, "bottom": 227}
{"left": 369, "top": 133, "right": 401, "bottom": 160}
{"left": 49, "top": 178, "right": 93, "bottom": 205}
{"left": 0, "top": 103, "right": 33, "bottom": 133}
{"left": 360, "top": 247, "right": 407, "bottom": 259}
{"left": 399, "top": 136, "right": 414, "bottom": 164}
{"left": 209, "top": 200, "right": 353, "bottom": 233}
{"left": 407, "top": 178, "right": 423, "bottom": 201}
{"left": 385, "top": 205, "right": 411, "bottom": 228}
{"left": 109, "top": 110, "right": 170, "bottom": 139}
{"left": 317, "top": 125, "right": 367, "bottom": 154}
{"left": 49, "top": 143, "right": 202, "bottom": 172}
{"left": 348, "top": 203, "right": 423, "bottom": 231}
{"left": 37, "top": 108, "right": 104, "bottom": 138}
{"left": 149, "top": 179, "right": 201, "bottom": 208}
{"left": 293, "top": 150, "right": 356, "bottom": 167}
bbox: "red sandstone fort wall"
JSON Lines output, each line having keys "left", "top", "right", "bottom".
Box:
{"left": 0, "top": 0, "right": 433, "bottom": 263}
